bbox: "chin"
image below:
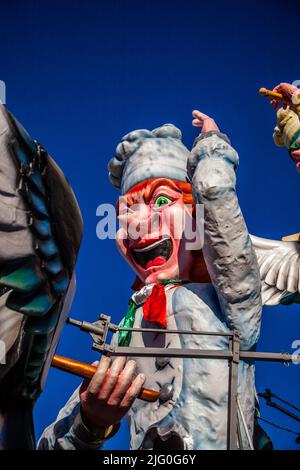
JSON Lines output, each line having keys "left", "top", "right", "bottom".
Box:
{"left": 143, "top": 265, "right": 180, "bottom": 285}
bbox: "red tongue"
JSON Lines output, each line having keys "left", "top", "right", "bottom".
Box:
{"left": 146, "top": 256, "right": 166, "bottom": 269}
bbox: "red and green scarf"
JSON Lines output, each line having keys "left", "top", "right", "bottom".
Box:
{"left": 118, "top": 280, "right": 187, "bottom": 347}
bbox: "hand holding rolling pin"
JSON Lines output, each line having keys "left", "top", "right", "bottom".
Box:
{"left": 50, "top": 316, "right": 160, "bottom": 435}
{"left": 79, "top": 356, "right": 145, "bottom": 432}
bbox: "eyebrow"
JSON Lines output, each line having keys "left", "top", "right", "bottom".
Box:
{"left": 118, "top": 178, "right": 182, "bottom": 209}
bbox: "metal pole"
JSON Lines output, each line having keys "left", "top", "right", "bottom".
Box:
{"left": 92, "top": 343, "right": 300, "bottom": 363}
{"left": 67, "top": 317, "right": 233, "bottom": 337}
{"left": 240, "top": 351, "right": 300, "bottom": 363}
{"left": 237, "top": 398, "right": 254, "bottom": 450}
{"left": 227, "top": 331, "right": 240, "bottom": 450}
{"left": 93, "top": 343, "right": 233, "bottom": 360}
{"left": 237, "top": 417, "right": 243, "bottom": 450}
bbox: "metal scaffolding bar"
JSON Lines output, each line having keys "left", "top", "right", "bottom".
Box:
{"left": 67, "top": 317, "right": 234, "bottom": 337}
{"left": 67, "top": 315, "right": 300, "bottom": 451}
{"left": 239, "top": 351, "right": 300, "bottom": 362}
{"left": 93, "top": 344, "right": 233, "bottom": 360}
{"left": 92, "top": 343, "right": 300, "bottom": 364}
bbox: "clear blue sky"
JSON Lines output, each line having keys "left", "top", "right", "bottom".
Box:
{"left": 0, "top": 0, "right": 299, "bottom": 450}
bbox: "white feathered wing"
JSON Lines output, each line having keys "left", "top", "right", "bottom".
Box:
{"left": 250, "top": 235, "right": 300, "bottom": 306}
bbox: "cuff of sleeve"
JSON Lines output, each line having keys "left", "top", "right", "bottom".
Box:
{"left": 192, "top": 130, "right": 231, "bottom": 149}
{"left": 289, "top": 128, "right": 300, "bottom": 154}
{"left": 71, "top": 411, "right": 120, "bottom": 448}
{"left": 188, "top": 131, "right": 238, "bottom": 180}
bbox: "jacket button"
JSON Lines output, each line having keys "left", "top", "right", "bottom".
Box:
{"left": 159, "top": 383, "right": 174, "bottom": 404}
{"left": 155, "top": 357, "right": 170, "bottom": 370}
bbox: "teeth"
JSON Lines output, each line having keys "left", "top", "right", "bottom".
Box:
{"left": 133, "top": 237, "right": 169, "bottom": 253}
{"left": 132, "top": 238, "right": 172, "bottom": 270}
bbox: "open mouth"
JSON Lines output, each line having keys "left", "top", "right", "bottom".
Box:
{"left": 132, "top": 237, "right": 172, "bottom": 270}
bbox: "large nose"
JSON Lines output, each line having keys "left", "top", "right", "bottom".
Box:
{"left": 127, "top": 204, "right": 160, "bottom": 240}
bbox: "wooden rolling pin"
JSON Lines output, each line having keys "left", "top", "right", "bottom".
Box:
{"left": 51, "top": 354, "right": 160, "bottom": 403}
{"left": 259, "top": 87, "right": 284, "bottom": 101}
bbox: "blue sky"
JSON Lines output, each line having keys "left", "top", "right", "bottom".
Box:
{"left": 0, "top": 0, "right": 299, "bottom": 450}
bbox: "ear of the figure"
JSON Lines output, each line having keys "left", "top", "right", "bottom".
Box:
{"left": 189, "top": 249, "right": 211, "bottom": 283}
{"left": 0, "top": 103, "right": 82, "bottom": 428}
{"left": 250, "top": 234, "right": 300, "bottom": 306}
{"left": 131, "top": 275, "right": 144, "bottom": 291}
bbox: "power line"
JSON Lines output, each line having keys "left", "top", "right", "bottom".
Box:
{"left": 261, "top": 389, "right": 300, "bottom": 413}
{"left": 258, "top": 416, "right": 300, "bottom": 437}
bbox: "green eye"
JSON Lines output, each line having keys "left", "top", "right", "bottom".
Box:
{"left": 154, "top": 195, "right": 172, "bottom": 207}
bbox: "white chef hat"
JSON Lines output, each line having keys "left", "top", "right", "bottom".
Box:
{"left": 108, "top": 123, "right": 190, "bottom": 194}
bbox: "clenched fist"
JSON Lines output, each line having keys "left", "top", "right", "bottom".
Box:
{"left": 80, "top": 356, "right": 145, "bottom": 432}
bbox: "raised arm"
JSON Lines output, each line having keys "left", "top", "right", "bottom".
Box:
{"left": 188, "top": 111, "right": 262, "bottom": 350}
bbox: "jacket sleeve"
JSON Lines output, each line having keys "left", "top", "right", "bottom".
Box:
{"left": 37, "top": 386, "right": 107, "bottom": 450}
{"left": 188, "top": 131, "right": 262, "bottom": 350}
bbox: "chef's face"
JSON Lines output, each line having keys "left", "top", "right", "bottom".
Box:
{"left": 116, "top": 178, "right": 195, "bottom": 285}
